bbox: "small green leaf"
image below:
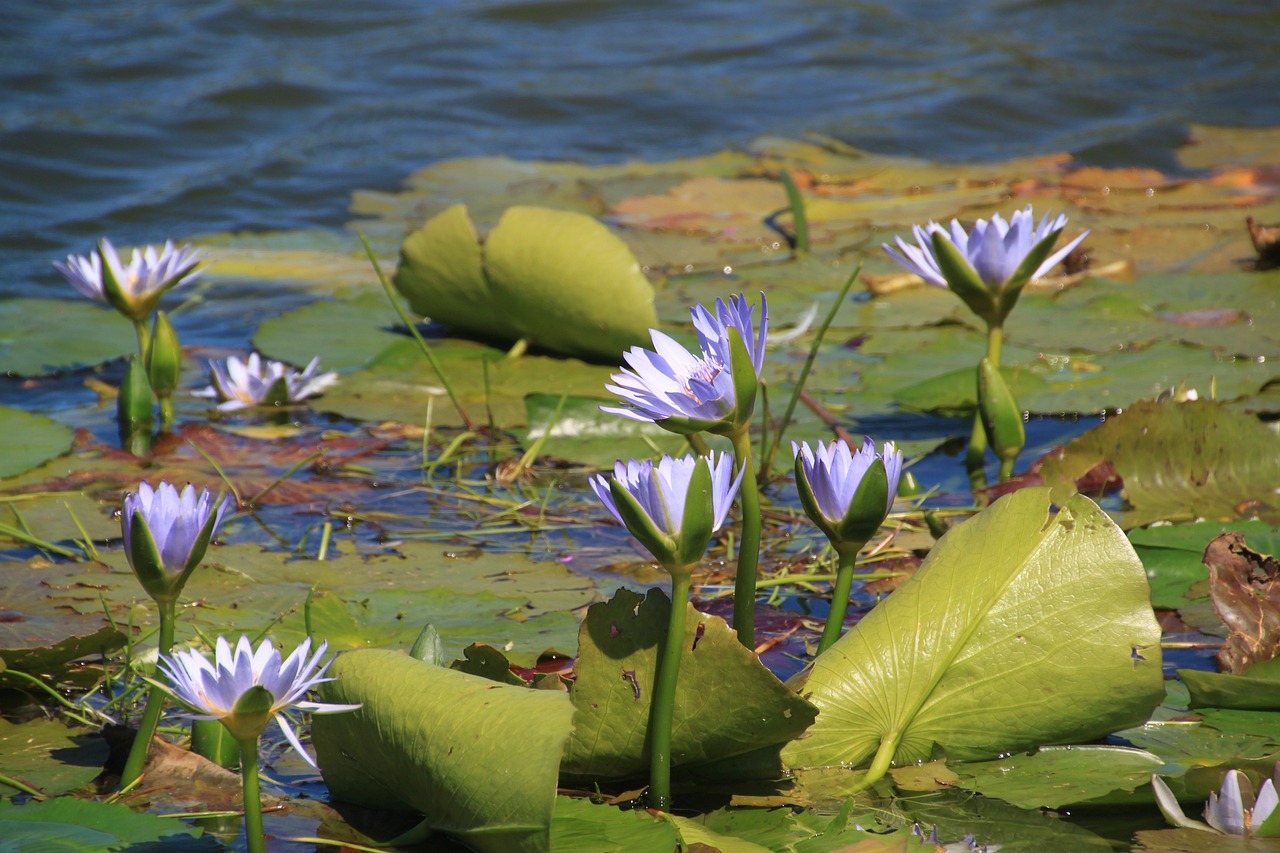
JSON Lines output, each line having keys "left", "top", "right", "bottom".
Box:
{"left": 1179, "top": 669, "right": 1280, "bottom": 710}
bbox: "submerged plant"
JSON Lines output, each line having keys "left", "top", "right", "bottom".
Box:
{"left": 883, "top": 207, "right": 1086, "bottom": 483}
{"left": 1153, "top": 767, "right": 1280, "bottom": 836}
{"left": 194, "top": 353, "right": 338, "bottom": 411}
{"left": 159, "top": 636, "right": 359, "bottom": 853}
{"left": 604, "top": 293, "right": 768, "bottom": 647}
{"left": 793, "top": 437, "right": 902, "bottom": 654}
{"left": 119, "top": 481, "right": 229, "bottom": 788}
{"left": 590, "top": 453, "right": 742, "bottom": 810}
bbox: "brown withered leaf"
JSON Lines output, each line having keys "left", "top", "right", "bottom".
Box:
{"left": 1205, "top": 531, "right": 1280, "bottom": 673}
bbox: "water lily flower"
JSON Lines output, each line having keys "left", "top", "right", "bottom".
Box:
{"left": 123, "top": 481, "right": 229, "bottom": 605}
{"left": 1152, "top": 768, "right": 1280, "bottom": 836}
{"left": 794, "top": 438, "right": 902, "bottom": 551}
{"left": 159, "top": 635, "right": 360, "bottom": 766}
{"left": 54, "top": 238, "right": 204, "bottom": 323}
{"left": 794, "top": 438, "right": 902, "bottom": 654}
{"left": 194, "top": 353, "right": 338, "bottom": 411}
{"left": 603, "top": 293, "right": 767, "bottom": 436}
{"left": 590, "top": 452, "right": 742, "bottom": 571}
{"left": 882, "top": 205, "right": 1087, "bottom": 325}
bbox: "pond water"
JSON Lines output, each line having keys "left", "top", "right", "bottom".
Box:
{"left": 4, "top": 0, "right": 1280, "bottom": 300}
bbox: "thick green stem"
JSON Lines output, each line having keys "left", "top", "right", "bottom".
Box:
{"left": 965, "top": 323, "right": 1005, "bottom": 488}
{"left": 649, "top": 571, "right": 692, "bottom": 811}
{"left": 237, "top": 737, "right": 267, "bottom": 853}
{"left": 817, "top": 548, "right": 860, "bottom": 655}
{"left": 860, "top": 730, "right": 901, "bottom": 790}
{"left": 133, "top": 319, "right": 151, "bottom": 363}
{"left": 157, "top": 397, "right": 174, "bottom": 430}
{"left": 728, "top": 428, "right": 761, "bottom": 649}
{"left": 119, "top": 599, "right": 176, "bottom": 788}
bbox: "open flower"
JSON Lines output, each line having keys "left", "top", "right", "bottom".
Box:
{"left": 159, "top": 636, "right": 360, "bottom": 766}
{"left": 54, "top": 238, "right": 204, "bottom": 322}
{"left": 883, "top": 206, "right": 1087, "bottom": 324}
{"left": 603, "top": 293, "right": 767, "bottom": 436}
{"left": 194, "top": 353, "right": 338, "bottom": 411}
{"left": 590, "top": 452, "right": 742, "bottom": 572}
{"left": 1153, "top": 767, "right": 1280, "bottom": 836}
{"left": 122, "top": 481, "right": 229, "bottom": 604}
{"left": 794, "top": 437, "right": 902, "bottom": 552}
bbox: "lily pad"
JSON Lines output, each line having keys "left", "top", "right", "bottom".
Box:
{"left": 782, "top": 488, "right": 1163, "bottom": 770}
{"left": 560, "top": 588, "right": 817, "bottom": 780}
{"left": 313, "top": 649, "right": 575, "bottom": 853}
{"left": 0, "top": 719, "right": 109, "bottom": 798}
{"left": 1128, "top": 520, "right": 1280, "bottom": 610}
{"left": 523, "top": 393, "right": 689, "bottom": 467}
{"left": 0, "top": 299, "right": 135, "bottom": 376}
{"left": 1040, "top": 400, "right": 1280, "bottom": 528}
{"left": 952, "top": 745, "right": 1166, "bottom": 809}
{"left": 393, "top": 204, "right": 657, "bottom": 362}
{"left": 253, "top": 287, "right": 404, "bottom": 371}
{"left": 0, "top": 406, "right": 75, "bottom": 479}
{"left": 0, "top": 796, "right": 208, "bottom": 849}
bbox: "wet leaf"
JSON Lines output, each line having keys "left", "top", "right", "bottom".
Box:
{"left": 0, "top": 406, "right": 75, "bottom": 479}
{"left": 549, "top": 796, "right": 679, "bottom": 853}
{"left": 0, "top": 719, "right": 109, "bottom": 798}
{"left": 0, "top": 299, "right": 135, "bottom": 376}
{"left": 560, "top": 588, "right": 817, "bottom": 781}
{"left": 0, "top": 796, "right": 209, "bottom": 849}
{"left": 313, "top": 649, "right": 575, "bottom": 853}
{"left": 782, "top": 488, "right": 1163, "bottom": 770}
{"left": 1180, "top": 669, "right": 1280, "bottom": 711}
{"left": 898, "top": 788, "right": 1113, "bottom": 852}
{"left": 1204, "top": 532, "right": 1280, "bottom": 673}
{"left": 952, "top": 745, "right": 1166, "bottom": 809}
{"left": 1041, "top": 400, "right": 1280, "bottom": 528}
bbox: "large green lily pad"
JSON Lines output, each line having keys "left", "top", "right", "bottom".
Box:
{"left": 0, "top": 299, "right": 135, "bottom": 376}
{"left": 313, "top": 649, "right": 575, "bottom": 853}
{"left": 783, "top": 488, "right": 1163, "bottom": 770}
{"left": 0, "top": 406, "right": 75, "bottom": 479}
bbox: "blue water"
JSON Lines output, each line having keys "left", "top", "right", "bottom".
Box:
{"left": 3, "top": 0, "right": 1279, "bottom": 297}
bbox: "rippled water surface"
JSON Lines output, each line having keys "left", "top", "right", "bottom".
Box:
{"left": 3, "top": 0, "right": 1279, "bottom": 295}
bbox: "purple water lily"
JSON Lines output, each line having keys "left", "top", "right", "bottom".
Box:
{"left": 159, "top": 636, "right": 360, "bottom": 766}
{"left": 54, "top": 238, "right": 204, "bottom": 321}
{"left": 793, "top": 437, "right": 902, "bottom": 526}
{"left": 590, "top": 452, "right": 741, "bottom": 544}
{"left": 194, "top": 353, "right": 338, "bottom": 411}
{"left": 883, "top": 205, "right": 1087, "bottom": 295}
{"left": 122, "top": 481, "right": 228, "bottom": 601}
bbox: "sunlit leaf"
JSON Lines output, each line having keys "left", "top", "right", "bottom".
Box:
{"left": 0, "top": 406, "right": 74, "bottom": 479}
{"left": 313, "top": 649, "right": 575, "bottom": 853}
{"left": 0, "top": 719, "right": 109, "bottom": 798}
{"left": 523, "top": 393, "right": 687, "bottom": 467}
{"left": 952, "top": 745, "right": 1166, "bottom": 809}
{"left": 0, "top": 299, "right": 134, "bottom": 376}
{"left": 782, "top": 488, "right": 1163, "bottom": 770}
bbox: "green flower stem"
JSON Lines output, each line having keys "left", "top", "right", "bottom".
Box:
{"left": 120, "top": 599, "right": 176, "bottom": 788}
{"left": 816, "top": 548, "right": 861, "bottom": 655}
{"left": 237, "top": 736, "right": 267, "bottom": 853}
{"left": 860, "top": 729, "right": 900, "bottom": 791}
{"left": 133, "top": 318, "right": 151, "bottom": 363}
{"left": 649, "top": 569, "right": 693, "bottom": 811}
{"left": 728, "top": 427, "right": 761, "bottom": 649}
{"left": 157, "top": 397, "right": 174, "bottom": 429}
{"left": 965, "top": 322, "right": 1005, "bottom": 487}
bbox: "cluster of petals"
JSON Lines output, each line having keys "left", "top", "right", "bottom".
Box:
{"left": 590, "top": 452, "right": 741, "bottom": 536}
{"left": 194, "top": 353, "right": 337, "bottom": 411}
{"left": 603, "top": 293, "right": 767, "bottom": 426}
{"left": 1153, "top": 766, "right": 1279, "bottom": 835}
{"left": 159, "top": 636, "right": 359, "bottom": 766}
{"left": 793, "top": 437, "right": 903, "bottom": 523}
{"left": 123, "top": 481, "right": 228, "bottom": 575}
{"left": 883, "top": 205, "right": 1087, "bottom": 292}
{"left": 54, "top": 238, "right": 203, "bottom": 306}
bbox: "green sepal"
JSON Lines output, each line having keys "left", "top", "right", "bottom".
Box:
{"left": 146, "top": 311, "right": 182, "bottom": 399}
{"left": 996, "top": 226, "right": 1064, "bottom": 320}
{"left": 1255, "top": 793, "right": 1280, "bottom": 836}
{"left": 656, "top": 415, "right": 726, "bottom": 436}
{"left": 609, "top": 478, "right": 679, "bottom": 567}
{"left": 177, "top": 499, "right": 223, "bottom": 579}
{"left": 409, "top": 623, "right": 445, "bottom": 665}
{"left": 675, "top": 456, "right": 716, "bottom": 568}
{"left": 794, "top": 455, "right": 839, "bottom": 545}
{"left": 836, "top": 457, "right": 889, "bottom": 547}
{"left": 126, "top": 507, "right": 172, "bottom": 602}
{"left": 117, "top": 355, "right": 154, "bottom": 429}
{"left": 977, "top": 357, "right": 1025, "bottom": 464}
{"left": 723, "top": 326, "right": 760, "bottom": 436}
{"left": 97, "top": 239, "right": 143, "bottom": 321}
{"left": 930, "top": 231, "right": 998, "bottom": 324}
{"left": 262, "top": 375, "right": 291, "bottom": 408}
{"left": 224, "top": 684, "right": 274, "bottom": 742}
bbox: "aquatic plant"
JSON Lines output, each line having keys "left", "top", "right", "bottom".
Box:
{"left": 793, "top": 437, "right": 902, "bottom": 653}
{"left": 1152, "top": 766, "right": 1280, "bottom": 836}
{"left": 589, "top": 453, "right": 742, "bottom": 810}
{"left": 194, "top": 353, "right": 338, "bottom": 411}
{"left": 159, "top": 636, "right": 359, "bottom": 853}
{"left": 118, "top": 481, "right": 229, "bottom": 788}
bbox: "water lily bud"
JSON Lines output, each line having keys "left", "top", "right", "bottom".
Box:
{"left": 122, "top": 481, "right": 228, "bottom": 604}
{"left": 146, "top": 311, "right": 182, "bottom": 400}
{"left": 794, "top": 438, "right": 903, "bottom": 555}
{"left": 118, "top": 355, "right": 154, "bottom": 431}
{"left": 977, "top": 358, "right": 1025, "bottom": 469}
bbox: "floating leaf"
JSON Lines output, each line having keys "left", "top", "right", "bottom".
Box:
{"left": 393, "top": 205, "right": 657, "bottom": 362}
{"left": 313, "top": 649, "right": 575, "bottom": 853}
{"left": 253, "top": 288, "right": 404, "bottom": 371}
{"left": 782, "top": 488, "right": 1163, "bottom": 771}
{"left": 0, "top": 406, "right": 74, "bottom": 479}
{"left": 1180, "top": 669, "right": 1280, "bottom": 711}
{"left": 0, "top": 719, "right": 109, "bottom": 798}
{"left": 953, "top": 745, "right": 1166, "bottom": 809}
{"left": 0, "top": 796, "right": 208, "bottom": 850}
{"left": 1041, "top": 400, "right": 1280, "bottom": 527}
{"left": 523, "top": 393, "right": 688, "bottom": 467}
{"left": 549, "top": 796, "right": 679, "bottom": 853}
{"left": 0, "top": 299, "right": 135, "bottom": 376}
{"left": 1204, "top": 532, "right": 1280, "bottom": 673}
{"left": 560, "top": 588, "right": 817, "bottom": 781}
{"left": 1128, "top": 520, "right": 1280, "bottom": 610}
